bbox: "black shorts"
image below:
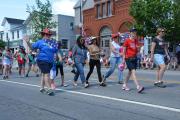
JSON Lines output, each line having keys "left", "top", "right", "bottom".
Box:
{"left": 126, "top": 57, "right": 137, "bottom": 71}
{"left": 56, "top": 63, "right": 64, "bottom": 76}
{"left": 37, "top": 60, "right": 52, "bottom": 74}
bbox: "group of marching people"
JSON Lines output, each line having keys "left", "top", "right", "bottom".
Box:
{"left": 2, "top": 27, "right": 169, "bottom": 96}
{"left": 71, "top": 27, "right": 170, "bottom": 93}
{"left": 2, "top": 45, "right": 39, "bottom": 79}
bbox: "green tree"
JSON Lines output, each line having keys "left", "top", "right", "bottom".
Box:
{"left": 172, "top": 0, "right": 180, "bottom": 43}
{"left": 27, "top": 0, "right": 56, "bottom": 41}
{"left": 129, "top": 0, "right": 178, "bottom": 42}
{"left": 0, "top": 40, "right": 6, "bottom": 49}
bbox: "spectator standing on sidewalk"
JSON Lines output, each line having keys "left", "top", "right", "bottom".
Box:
{"left": 85, "top": 37, "right": 106, "bottom": 87}
{"left": 25, "top": 28, "right": 58, "bottom": 96}
{"left": 122, "top": 28, "right": 144, "bottom": 93}
{"left": 150, "top": 28, "right": 170, "bottom": 88}
{"left": 175, "top": 43, "right": 180, "bottom": 69}
{"left": 103, "top": 33, "right": 124, "bottom": 85}
{"left": 2, "top": 47, "right": 12, "bottom": 79}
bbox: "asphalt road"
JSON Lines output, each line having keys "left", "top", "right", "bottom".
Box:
{"left": 0, "top": 67, "right": 179, "bottom": 120}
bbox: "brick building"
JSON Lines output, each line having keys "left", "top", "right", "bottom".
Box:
{"left": 82, "top": 0, "right": 134, "bottom": 55}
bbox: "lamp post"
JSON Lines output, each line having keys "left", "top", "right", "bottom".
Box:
{"left": 7, "top": 37, "right": 10, "bottom": 49}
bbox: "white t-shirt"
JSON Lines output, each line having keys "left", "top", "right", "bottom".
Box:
{"left": 110, "top": 41, "right": 120, "bottom": 57}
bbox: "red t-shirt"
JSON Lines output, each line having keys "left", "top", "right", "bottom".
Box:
{"left": 123, "top": 38, "right": 140, "bottom": 58}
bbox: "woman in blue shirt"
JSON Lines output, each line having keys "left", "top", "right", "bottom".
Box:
{"left": 25, "top": 28, "right": 58, "bottom": 96}
{"left": 72, "top": 36, "right": 88, "bottom": 88}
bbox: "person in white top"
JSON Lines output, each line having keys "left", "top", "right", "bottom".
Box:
{"left": 103, "top": 33, "right": 124, "bottom": 85}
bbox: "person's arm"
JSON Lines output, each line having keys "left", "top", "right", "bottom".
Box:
{"left": 150, "top": 42, "right": 156, "bottom": 62}
{"left": 119, "top": 47, "right": 123, "bottom": 56}
{"left": 57, "top": 52, "right": 62, "bottom": 62}
{"left": 122, "top": 40, "right": 128, "bottom": 64}
{"left": 122, "top": 47, "right": 127, "bottom": 64}
{"left": 24, "top": 37, "right": 32, "bottom": 49}
{"left": 72, "top": 45, "right": 77, "bottom": 62}
{"left": 85, "top": 49, "right": 88, "bottom": 64}
{"left": 164, "top": 43, "right": 170, "bottom": 60}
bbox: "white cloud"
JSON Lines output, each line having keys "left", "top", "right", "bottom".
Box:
{"left": 52, "top": 0, "right": 78, "bottom": 16}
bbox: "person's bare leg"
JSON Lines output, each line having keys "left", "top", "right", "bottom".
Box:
{"left": 158, "top": 64, "right": 166, "bottom": 82}
{"left": 124, "top": 71, "right": 131, "bottom": 86}
{"left": 44, "top": 73, "right": 51, "bottom": 89}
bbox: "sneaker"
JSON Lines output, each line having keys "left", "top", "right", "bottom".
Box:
{"left": 73, "top": 81, "right": 78, "bottom": 86}
{"left": 3, "top": 76, "right": 6, "bottom": 79}
{"left": 122, "top": 84, "right": 130, "bottom": 91}
{"left": 84, "top": 83, "right": 89, "bottom": 88}
{"left": 137, "top": 86, "right": 144, "bottom": 93}
{"left": 154, "top": 81, "right": 162, "bottom": 86}
{"left": 40, "top": 88, "right": 46, "bottom": 93}
{"left": 63, "top": 84, "right": 69, "bottom": 87}
{"left": 154, "top": 82, "right": 166, "bottom": 88}
{"left": 71, "top": 69, "right": 76, "bottom": 74}
{"left": 46, "top": 89, "right": 54, "bottom": 96}
{"left": 61, "top": 84, "right": 68, "bottom": 87}
{"left": 118, "top": 81, "right": 123, "bottom": 84}
{"left": 36, "top": 74, "right": 39, "bottom": 77}
{"left": 100, "top": 82, "right": 106, "bottom": 87}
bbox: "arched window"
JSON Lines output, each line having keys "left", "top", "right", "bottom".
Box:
{"left": 99, "top": 26, "right": 112, "bottom": 56}
{"left": 100, "top": 26, "right": 112, "bottom": 48}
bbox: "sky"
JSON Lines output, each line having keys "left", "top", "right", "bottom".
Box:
{"left": 0, "top": 0, "right": 78, "bottom": 30}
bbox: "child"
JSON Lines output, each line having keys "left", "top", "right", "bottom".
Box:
{"left": 50, "top": 55, "right": 57, "bottom": 90}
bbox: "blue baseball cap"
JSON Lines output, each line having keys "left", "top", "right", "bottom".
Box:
{"left": 130, "top": 28, "right": 137, "bottom": 32}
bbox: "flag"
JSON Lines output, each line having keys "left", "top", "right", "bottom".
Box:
{"left": 120, "top": 32, "right": 130, "bottom": 42}
{"left": 81, "top": 25, "right": 91, "bottom": 46}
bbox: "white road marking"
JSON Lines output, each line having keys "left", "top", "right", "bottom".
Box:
{"left": 0, "top": 79, "right": 180, "bottom": 113}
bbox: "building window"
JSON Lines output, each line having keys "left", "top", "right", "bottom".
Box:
{"left": 96, "top": 4, "right": 101, "bottom": 18}
{"left": 12, "top": 31, "right": 14, "bottom": 39}
{"left": 102, "top": 3, "right": 106, "bottom": 18}
{"left": 107, "top": 1, "right": 112, "bottom": 16}
{"left": 61, "top": 39, "right": 68, "bottom": 49}
{"left": 104, "top": 39, "right": 110, "bottom": 47}
{"left": 70, "top": 22, "right": 74, "bottom": 30}
{"left": 17, "top": 30, "right": 19, "bottom": 39}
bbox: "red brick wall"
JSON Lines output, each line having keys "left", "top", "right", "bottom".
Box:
{"left": 83, "top": 0, "right": 134, "bottom": 37}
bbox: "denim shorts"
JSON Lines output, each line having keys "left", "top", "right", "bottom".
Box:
{"left": 154, "top": 54, "right": 165, "bottom": 65}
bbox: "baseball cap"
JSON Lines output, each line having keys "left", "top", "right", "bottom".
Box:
{"left": 130, "top": 28, "right": 137, "bottom": 32}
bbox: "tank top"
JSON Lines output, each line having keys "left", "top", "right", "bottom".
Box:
{"left": 110, "top": 41, "right": 120, "bottom": 57}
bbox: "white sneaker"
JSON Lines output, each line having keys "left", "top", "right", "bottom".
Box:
{"left": 84, "top": 83, "right": 89, "bottom": 88}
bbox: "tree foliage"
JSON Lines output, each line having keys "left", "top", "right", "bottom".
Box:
{"left": 0, "top": 40, "right": 6, "bottom": 49}
{"left": 27, "top": 0, "right": 56, "bottom": 41}
{"left": 129, "top": 0, "right": 179, "bottom": 43}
